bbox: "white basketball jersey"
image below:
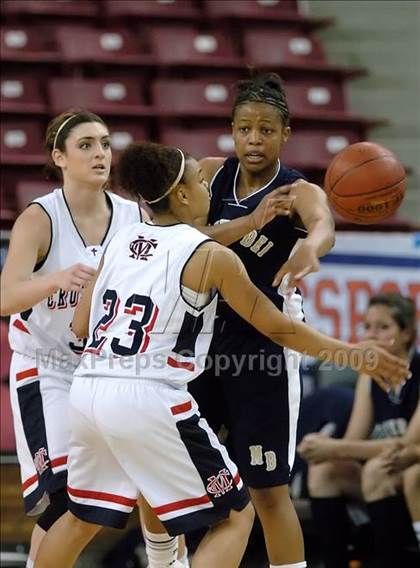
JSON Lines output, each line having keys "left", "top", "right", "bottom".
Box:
{"left": 9, "top": 189, "right": 140, "bottom": 368}
{"left": 75, "top": 223, "right": 217, "bottom": 387}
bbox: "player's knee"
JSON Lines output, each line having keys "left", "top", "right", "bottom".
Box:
{"left": 403, "top": 463, "right": 420, "bottom": 498}
{"left": 249, "top": 484, "right": 290, "bottom": 512}
{"left": 307, "top": 461, "right": 339, "bottom": 497}
{"left": 37, "top": 488, "right": 68, "bottom": 531}
{"left": 361, "top": 457, "right": 394, "bottom": 501}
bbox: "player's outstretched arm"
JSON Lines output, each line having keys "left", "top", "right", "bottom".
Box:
{"left": 273, "top": 180, "right": 335, "bottom": 289}
{"left": 0, "top": 206, "right": 96, "bottom": 316}
{"left": 194, "top": 242, "right": 410, "bottom": 387}
{"left": 71, "top": 257, "right": 103, "bottom": 339}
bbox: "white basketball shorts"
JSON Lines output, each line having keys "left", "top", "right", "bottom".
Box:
{"left": 67, "top": 376, "right": 249, "bottom": 534}
{"left": 10, "top": 352, "right": 73, "bottom": 515}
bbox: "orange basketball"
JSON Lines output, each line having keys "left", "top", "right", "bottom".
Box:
{"left": 324, "top": 142, "right": 406, "bottom": 224}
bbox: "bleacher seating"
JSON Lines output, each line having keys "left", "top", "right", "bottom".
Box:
{"left": 1, "top": 75, "right": 48, "bottom": 115}
{"left": 1, "top": 25, "right": 58, "bottom": 63}
{"left": 162, "top": 127, "right": 235, "bottom": 158}
{"left": 0, "top": 0, "right": 389, "bottom": 231}
{"left": 1, "top": 0, "right": 98, "bottom": 17}
{"left": 55, "top": 26, "right": 152, "bottom": 66}
{"left": 149, "top": 25, "right": 242, "bottom": 67}
{"left": 15, "top": 181, "right": 56, "bottom": 214}
{"left": 103, "top": 0, "right": 199, "bottom": 20}
{"left": 204, "top": 0, "right": 299, "bottom": 18}
{"left": 1, "top": 118, "right": 45, "bottom": 166}
{"left": 281, "top": 129, "right": 359, "bottom": 169}
{"left": 152, "top": 78, "right": 234, "bottom": 117}
{"left": 48, "top": 77, "right": 149, "bottom": 116}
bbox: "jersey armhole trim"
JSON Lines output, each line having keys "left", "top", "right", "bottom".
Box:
{"left": 179, "top": 239, "right": 217, "bottom": 311}
{"left": 27, "top": 202, "right": 53, "bottom": 272}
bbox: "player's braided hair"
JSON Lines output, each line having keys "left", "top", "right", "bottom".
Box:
{"left": 117, "top": 141, "right": 188, "bottom": 212}
{"left": 233, "top": 70, "right": 290, "bottom": 126}
{"left": 44, "top": 109, "right": 107, "bottom": 180}
{"left": 368, "top": 293, "right": 417, "bottom": 349}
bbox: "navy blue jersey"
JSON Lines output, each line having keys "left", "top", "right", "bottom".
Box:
{"left": 370, "top": 351, "right": 420, "bottom": 439}
{"left": 209, "top": 157, "right": 307, "bottom": 332}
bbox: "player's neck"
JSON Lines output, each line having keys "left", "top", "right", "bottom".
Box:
{"left": 151, "top": 211, "right": 183, "bottom": 226}
{"left": 62, "top": 182, "right": 107, "bottom": 216}
{"left": 238, "top": 161, "right": 279, "bottom": 197}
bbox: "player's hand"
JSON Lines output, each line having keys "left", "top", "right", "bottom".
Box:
{"left": 297, "top": 433, "right": 337, "bottom": 463}
{"left": 50, "top": 263, "right": 97, "bottom": 292}
{"left": 249, "top": 185, "right": 295, "bottom": 231}
{"left": 380, "top": 443, "right": 420, "bottom": 474}
{"left": 272, "top": 242, "right": 320, "bottom": 291}
{"left": 350, "top": 340, "right": 411, "bottom": 390}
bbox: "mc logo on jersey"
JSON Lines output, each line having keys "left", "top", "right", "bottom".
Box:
{"left": 34, "top": 447, "right": 50, "bottom": 475}
{"left": 206, "top": 468, "right": 234, "bottom": 497}
{"left": 129, "top": 235, "right": 158, "bottom": 261}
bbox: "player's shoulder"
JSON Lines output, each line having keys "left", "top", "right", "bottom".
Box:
{"left": 199, "top": 157, "right": 226, "bottom": 183}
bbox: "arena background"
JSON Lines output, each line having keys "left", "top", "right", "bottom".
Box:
{"left": 1, "top": 1, "right": 419, "bottom": 567}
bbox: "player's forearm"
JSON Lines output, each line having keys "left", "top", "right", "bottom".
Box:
{"left": 198, "top": 216, "right": 255, "bottom": 246}
{"left": 333, "top": 438, "right": 398, "bottom": 461}
{"left": 304, "top": 217, "right": 335, "bottom": 257}
{"left": 0, "top": 275, "right": 58, "bottom": 316}
{"left": 266, "top": 314, "right": 353, "bottom": 362}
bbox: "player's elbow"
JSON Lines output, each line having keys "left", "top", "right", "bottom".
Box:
{"left": 71, "top": 319, "right": 88, "bottom": 340}
{"left": 0, "top": 286, "right": 14, "bottom": 316}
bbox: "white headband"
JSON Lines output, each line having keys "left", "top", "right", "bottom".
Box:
{"left": 52, "top": 114, "right": 78, "bottom": 150}
{"left": 145, "top": 149, "right": 185, "bottom": 204}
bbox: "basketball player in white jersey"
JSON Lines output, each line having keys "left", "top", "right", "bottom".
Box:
{"left": 0, "top": 110, "right": 141, "bottom": 568}
{"left": 0, "top": 110, "right": 305, "bottom": 568}
{"left": 33, "top": 141, "right": 410, "bottom": 568}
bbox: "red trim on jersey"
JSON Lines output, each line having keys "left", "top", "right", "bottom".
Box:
{"left": 154, "top": 494, "right": 211, "bottom": 515}
{"left": 13, "top": 319, "right": 30, "bottom": 334}
{"left": 51, "top": 455, "right": 68, "bottom": 469}
{"left": 16, "top": 367, "right": 38, "bottom": 382}
{"left": 67, "top": 486, "right": 137, "bottom": 507}
{"left": 234, "top": 472, "right": 241, "bottom": 485}
{"left": 21, "top": 455, "right": 68, "bottom": 491}
{"left": 167, "top": 356, "right": 195, "bottom": 372}
{"left": 170, "top": 400, "right": 192, "bottom": 415}
{"left": 22, "top": 473, "right": 38, "bottom": 491}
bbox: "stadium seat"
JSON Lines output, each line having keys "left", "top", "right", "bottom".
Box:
{"left": 149, "top": 25, "right": 242, "bottom": 67}
{"left": 243, "top": 28, "right": 326, "bottom": 67}
{"left": 103, "top": 0, "right": 199, "bottom": 19}
{"left": 204, "top": 0, "right": 299, "bottom": 19}
{"left": 1, "top": 0, "right": 98, "bottom": 17}
{"left": 285, "top": 78, "right": 347, "bottom": 114}
{"left": 16, "top": 180, "right": 56, "bottom": 214}
{"left": 1, "top": 75, "right": 48, "bottom": 114}
{"left": 280, "top": 129, "right": 359, "bottom": 169}
{"left": 152, "top": 78, "right": 235, "bottom": 117}
{"left": 0, "top": 118, "right": 45, "bottom": 165}
{"left": 55, "top": 26, "right": 151, "bottom": 65}
{"left": 1, "top": 25, "right": 58, "bottom": 63}
{"left": 48, "top": 78, "right": 149, "bottom": 116}
{"left": 106, "top": 122, "right": 150, "bottom": 158}
{"left": 161, "top": 127, "right": 235, "bottom": 159}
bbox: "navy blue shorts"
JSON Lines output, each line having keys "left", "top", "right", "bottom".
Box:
{"left": 190, "top": 331, "right": 303, "bottom": 488}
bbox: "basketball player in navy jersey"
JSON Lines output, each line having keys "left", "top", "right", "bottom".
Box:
{"left": 299, "top": 293, "right": 419, "bottom": 568}
{"left": 0, "top": 110, "right": 141, "bottom": 568}
{"left": 32, "top": 142, "right": 409, "bottom": 568}
{"left": 189, "top": 71, "right": 335, "bottom": 568}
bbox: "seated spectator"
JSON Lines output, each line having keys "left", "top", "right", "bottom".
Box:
{"left": 298, "top": 293, "right": 419, "bottom": 568}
